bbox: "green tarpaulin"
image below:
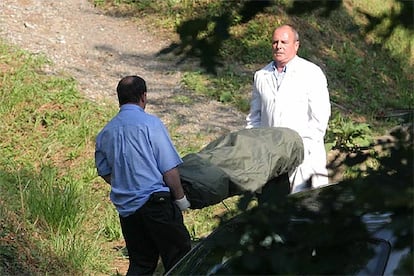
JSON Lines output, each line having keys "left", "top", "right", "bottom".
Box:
{"left": 179, "top": 127, "right": 304, "bottom": 209}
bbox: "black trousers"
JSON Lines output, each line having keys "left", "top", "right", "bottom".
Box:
{"left": 119, "top": 192, "right": 191, "bottom": 275}
{"left": 256, "top": 173, "right": 291, "bottom": 206}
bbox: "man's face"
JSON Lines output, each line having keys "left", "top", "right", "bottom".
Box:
{"left": 272, "top": 26, "right": 299, "bottom": 66}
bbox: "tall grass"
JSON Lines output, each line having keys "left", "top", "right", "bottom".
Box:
{"left": 0, "top": 42, "right": 113, "bottom": 274}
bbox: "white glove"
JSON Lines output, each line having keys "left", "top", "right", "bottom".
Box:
{"left": 174, "top": 195, "right": 191, "bottom": 211}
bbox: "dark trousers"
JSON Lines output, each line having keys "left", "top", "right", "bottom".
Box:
{"left": 119, "top": 192, "right": 191, "bottom": 275}
{"left": 256, "top": 173, "right": 291, "bottom": 206}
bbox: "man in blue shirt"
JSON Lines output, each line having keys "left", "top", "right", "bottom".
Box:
{"left": 95, "top": 75, "right": 191, "bottom": 275}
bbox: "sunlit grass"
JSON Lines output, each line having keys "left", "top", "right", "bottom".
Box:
{"left": 184, "top": 196, "right": 240, "bottom": 240}
{"left": 346, "top": 0, "right": 413, "bottom": 66}
{"left": 0, "top": 42, "right": 113, "bottom": 274}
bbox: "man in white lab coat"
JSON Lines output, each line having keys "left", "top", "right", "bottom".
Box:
{"left": 246, "top": 24, "right": 331, "bottom": 193}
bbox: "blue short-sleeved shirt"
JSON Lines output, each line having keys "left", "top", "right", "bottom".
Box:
{"left": 95, "top": 104, "right": 183, "bottom": 217}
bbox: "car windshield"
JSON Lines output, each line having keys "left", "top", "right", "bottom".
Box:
{"left": 167, "top": 217, "right": 391, "bottom": 275}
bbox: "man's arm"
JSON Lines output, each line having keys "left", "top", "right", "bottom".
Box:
{"left": 307, "top": 67, "right": 331, "bottom": 141}
{"left": 95, "top": 144, "right": 112, "bottom": 185}
{"left": 246, "top": 74, "right": 262, "bottom": 129}
{"left": 163, "top": 167, "right": 185, "bottom": 199}
{"left": 163, "top": 167, "right": 190, "bottom": 210}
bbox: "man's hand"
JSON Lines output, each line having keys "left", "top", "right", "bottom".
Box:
{"left": 174, "top": 195, "right": 191, "bottom": 211}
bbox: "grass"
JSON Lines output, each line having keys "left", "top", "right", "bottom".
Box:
{"left": 1, "top": 0, "right": 413, "bottom": 274}
{"left": 0, "top": 42, "right": 114, "bottom": 274}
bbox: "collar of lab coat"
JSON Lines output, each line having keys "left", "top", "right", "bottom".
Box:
{"left": 271, "top": 55, "right": 299, "bottom": 73}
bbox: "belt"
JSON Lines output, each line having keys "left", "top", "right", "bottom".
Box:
{"left": 149, "top": 191, "right": 171, "bottom": 203}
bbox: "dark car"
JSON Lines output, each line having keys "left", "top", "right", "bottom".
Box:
{"left": 167, "top": 178, "right": 413, "bottom": 275}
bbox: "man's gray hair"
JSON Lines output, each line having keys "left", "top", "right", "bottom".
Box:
{"left": 286, "top": 24, "right": 300, "bottom": 41}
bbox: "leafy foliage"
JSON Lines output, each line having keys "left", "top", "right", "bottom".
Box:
{"left": 326, "top": 112, "right": 373, "bottom": 151}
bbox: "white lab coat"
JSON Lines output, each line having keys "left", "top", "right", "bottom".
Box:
{"left": 246, "top": 55, "right": 331, "bottom": 193}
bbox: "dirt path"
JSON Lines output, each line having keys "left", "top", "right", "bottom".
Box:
{"left": 0, "top": 0, "right": 246, "bottom": 274}
{"left": 0, "top": 0, "right": 246, "bottom": 140}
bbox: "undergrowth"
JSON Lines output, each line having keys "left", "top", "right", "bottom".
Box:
{"left": 0, "top": 43, "right": 113, "bottom": 275}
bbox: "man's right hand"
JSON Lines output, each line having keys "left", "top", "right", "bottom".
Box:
{"left": 174, "top": 195, "right": 191, "bottom": 211}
